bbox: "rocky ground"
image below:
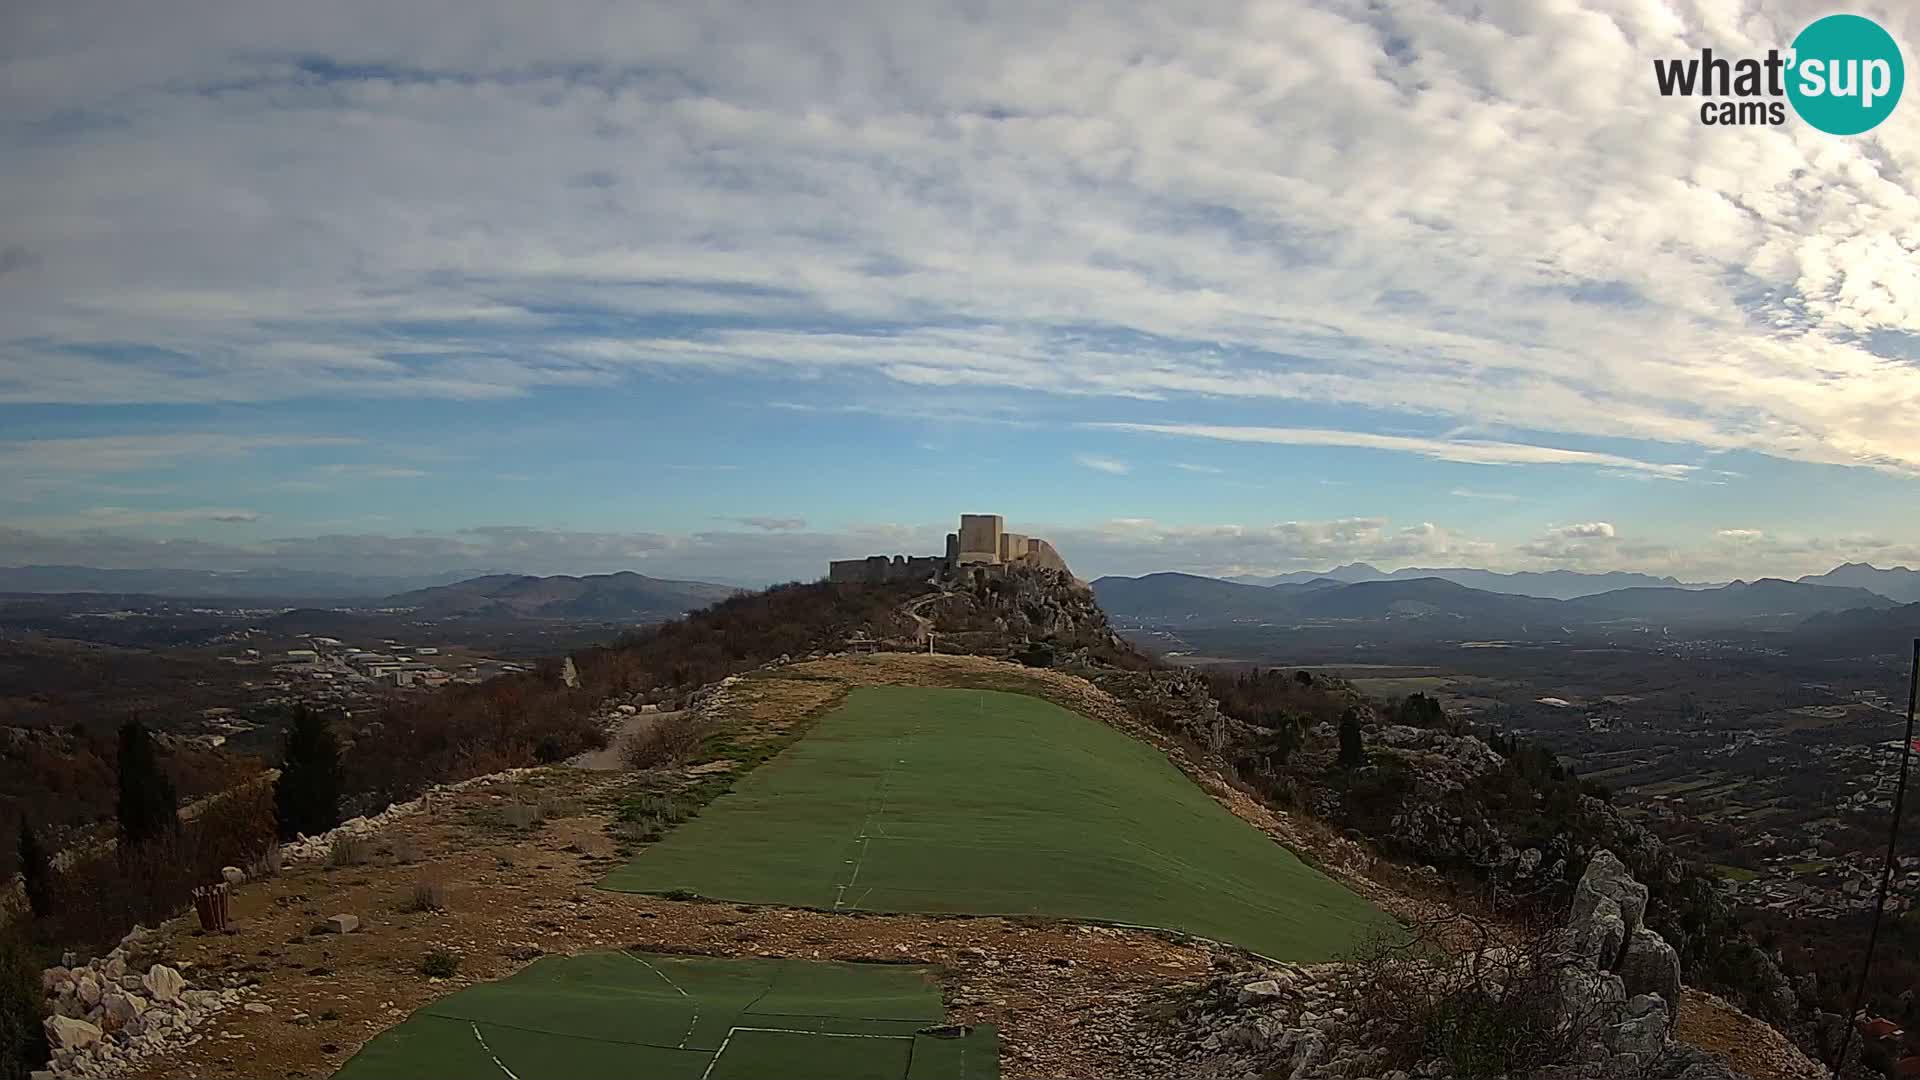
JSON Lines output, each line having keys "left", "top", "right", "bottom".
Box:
{"left": 58, "top": 652, "right": 1821, "bottom": 1080}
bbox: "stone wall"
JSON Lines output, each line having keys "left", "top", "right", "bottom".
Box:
{"left": 957, "top": 513, "right": 1005, "bottom": 563}
{"left": 827, "top": 555, "right": 944, "bottom": 584}
{"left": 1021, "top": 538, "right": 1070, "bottom": 573}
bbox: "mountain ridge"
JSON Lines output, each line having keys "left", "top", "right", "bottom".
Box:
{"left": 1094, "top": 570, "right": 1896, "bottom": 631}
{"left": 383, "top": 571, "right": 740, "bottom": 620}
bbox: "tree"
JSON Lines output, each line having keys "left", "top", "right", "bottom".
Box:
{"left": 116, "top": 720, "right": 177, "bottom": 848}
{"left": 275, "top": 707, "right": 342, "bottom": 840}
{"left": 0, "top": 941, "right": 47, "bottom": 1079}
{"left": 1338, "top": 708, "right": 1367, "bottom": 770}
{"left": 15, "top": 819, "right": 51, "bottom": 920}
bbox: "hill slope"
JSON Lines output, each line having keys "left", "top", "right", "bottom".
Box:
{"left": 384, "top": 571, "right": 738, "bottom": 619}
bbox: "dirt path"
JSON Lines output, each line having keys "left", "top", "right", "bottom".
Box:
{"left": 566, "top": 710, "right": 675, "bottom": 770}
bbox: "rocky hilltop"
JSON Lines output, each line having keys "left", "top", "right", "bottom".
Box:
{"left": 1146, "top": 851, "right": 1818, "bottom": 1080}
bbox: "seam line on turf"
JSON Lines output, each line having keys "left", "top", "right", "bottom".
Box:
{"left": 833, "top": 700, "right": 927, "bottom": 911}
{"left": 702, "top": 1022, "right": 919, "bottom": 1078}
{"left": 625, "top": 951, "right": 700, "bottom": 1048}
{"left": 470, "top": 1022, "right": 521, "bottom": 1080}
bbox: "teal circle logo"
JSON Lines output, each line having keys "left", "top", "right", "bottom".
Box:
{"left": 1787, "top": 14, "right": 1904, "bottom": 135}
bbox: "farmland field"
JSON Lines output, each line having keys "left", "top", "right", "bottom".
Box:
{"left": 603, "top": 686, "right": 1391, "bottom": 961}
{"left": 332, "top": 951, "right": 996, "bottom": 1080}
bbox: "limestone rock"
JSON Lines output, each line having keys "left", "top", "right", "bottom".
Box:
{"left": 1618, "top": 927, "right": 1682, "bottom": 1019}
{"left": 221, "top": 865, "right": 246, "bottom": 887}
{"left": 1237, "top": 979, "right": 1286, "bottom": 1004}
{"left": 1574, "top": 895, "right": 1628, "bottom": 970}
{"left": 1605, "top": 994, "right": 1670, "bottom": 1062}
{"left": 75, "top": 973, "right": 102, "bottom": 1007}
{"left": 1572, "top": 850, "right": 1648, "bottom": 938}
{"left": 141, "top": 964, "right": 184, "bottom": 1003}
{"left": 100, "top": 991, "right": 146, "bottom": 1032}
{"left": 45, "top": 1015, "right": 101, "bottom": 1050}
{"left": 324, "top": 913, "right": 360, "bottom": 934}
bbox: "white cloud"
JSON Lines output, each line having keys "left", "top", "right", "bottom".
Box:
{"left": 1557, "top": 522, "right": 1617, "bottom": 539}
{"left": 3, "top": 0, "right": 1920, "bottom": 479}
{"left": 14, "top": 507, "right": 264, "bottom": 529}
{"left": 1173, "top": 463, "right": 1224, "bottom": 474}
{"left": 0, "top": 434, "right": 358, "bottom": 477}
{"left": 1088, "top": 423, "right": 1694, "bottom": 477}
{"left": 1450, "top": 488, "right": 1520, "bottom": 501}
{"left": 732, "top": 516, "right": 807, "bottom": 531}
{"left": 1076, "top": 454, "right": 1130, "bottom": 475}
{"left": 1715, "top": 528, "right": 1765, "bottom": 540}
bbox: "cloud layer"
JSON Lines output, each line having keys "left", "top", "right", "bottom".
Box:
{"left": 4, "top": 516, "right": 1914, "bottom": 586}
{"left": 4, "top": 0, "right": 1920, "bottom": 479}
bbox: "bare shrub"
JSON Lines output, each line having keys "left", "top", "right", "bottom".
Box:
{"left": 388, "top": 838, "right": 421, "bottom": 865}
{"left": 328, "top": 835, "right": 372, "bottom": 867}
{"left": 246, "top": 841, "right": 282, "bottom": 881}
{"left": 620, "top": 713, "right": 709, "bottom": 771}
{"left": 405, "top": 880, "right": 447, "bottom": 913}
{"left": 1342, "top": 912, "right": 1614, "bottom": 1080}
{"left": 499, "top": 803, "right": 543, "bottom": 829}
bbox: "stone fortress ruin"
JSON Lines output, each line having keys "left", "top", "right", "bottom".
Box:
{"left": 828, "top": 513, "right": 1070, "bottom": 584}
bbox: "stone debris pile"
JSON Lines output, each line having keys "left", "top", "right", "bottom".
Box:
{"left": 37, "top": 926, "right": 253, "bottom": 1079}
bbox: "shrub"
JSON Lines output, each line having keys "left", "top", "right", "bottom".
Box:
{"left": 613, "top": 793, "right": 688, "bottom": 846}
{"left": 1345, "top": 915, "right": 1611, "bottom": 1080}
{"left": 15, "top": 820, "right": 52, "bottom": 920}
{"left": 406, "top": 880, "right": 447, "bottom": 913}
{"left": 275, "top": 707, "right": 342, "bottom": 841}
{"left": 328, "top": 836, "right": 372, "bottom": 868}
{"left": 620, "top": 714, "right": 709, "bottom": 771}
{"left": 420, "top": 948, "right": 459, "bottom": 978}
{"left": 38, "top": 779, "right": 276, "bottom": 957}
{"left": 0, "top": 941, "right": 47, "bottom": 1080}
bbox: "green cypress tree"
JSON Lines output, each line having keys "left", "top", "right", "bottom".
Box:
{"left": 1337, "top": 708, "right": 1367, "bottom": 770}
{"left": 14, "top": 818, "right": 51, "bottom": 920}
{"left": 274, "top": 707, "right": 342, "bottom": 840}
{"left": 0, "top": 941, "right": 47, "bottom": 1079}
{"left": 116, "top": 720, "right": 178, "bottom": 848}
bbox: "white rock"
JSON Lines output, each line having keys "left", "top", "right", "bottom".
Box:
{"left": 221, "top": 865, "right": 246, "bottom": 887}
{"left": 242, "top": 1002, "right": 272, "bottom": 1014}
{"left": 324, "top": 913, "right": 360, "bottom": 934}
{"left": 45, "top": 1015, "right": 102, "bottom": 1050}
{"left": 102, "top": 954, "right": 126, "bottom": 980}
{"left": 141, "top": 965, "right": 185, "bottom": 1003}
{"left": 76, "top": 974, "right": 103, "bottom": 1007}
{"left": 100, "top": 991, "right": 147, "bottom": 1032}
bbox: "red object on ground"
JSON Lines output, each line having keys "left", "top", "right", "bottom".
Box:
{"left": 192, "top": 882, "right": 230, "bottom": 932}
{"left": 1893, "top": 1056, "right": 1920, "bottom": 1079}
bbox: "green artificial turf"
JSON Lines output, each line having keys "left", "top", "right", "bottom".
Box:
{"left": 332, "top": 951, "right": 997, "bottom": 1080}
{"left": 602, "top": 686, "right": 1393, "bottom": 961}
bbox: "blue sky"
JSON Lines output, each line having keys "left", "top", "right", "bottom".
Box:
{"left": 3, "top": 0, "right": 1919, "bottom": 584}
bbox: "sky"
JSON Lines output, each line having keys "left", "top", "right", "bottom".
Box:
{"left": 3, "top": 0, "right": 1920, "bottom": 586}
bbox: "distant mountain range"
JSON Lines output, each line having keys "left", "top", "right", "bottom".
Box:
{"left": 0, "top": 565, "right": 487, "bottom": 599}
{"left": 1794, "top": 562, "right": 1920, "bottom": 604}
{"left": 382, "top": 572, "right": 739, "bottom": 620}
{"left": 1093, "top": 570, "right": 1897, "bottom": 634}
{"left": 1793, "top": 600, "right": 1920, "bottom": 655}
{"left": 1223, "top": 563, "right": 1706, "bottom": 600}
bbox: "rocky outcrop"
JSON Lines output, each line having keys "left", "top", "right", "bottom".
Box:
{"left": 1149, "top": 851, "right": 1749, "bottom": 1080}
